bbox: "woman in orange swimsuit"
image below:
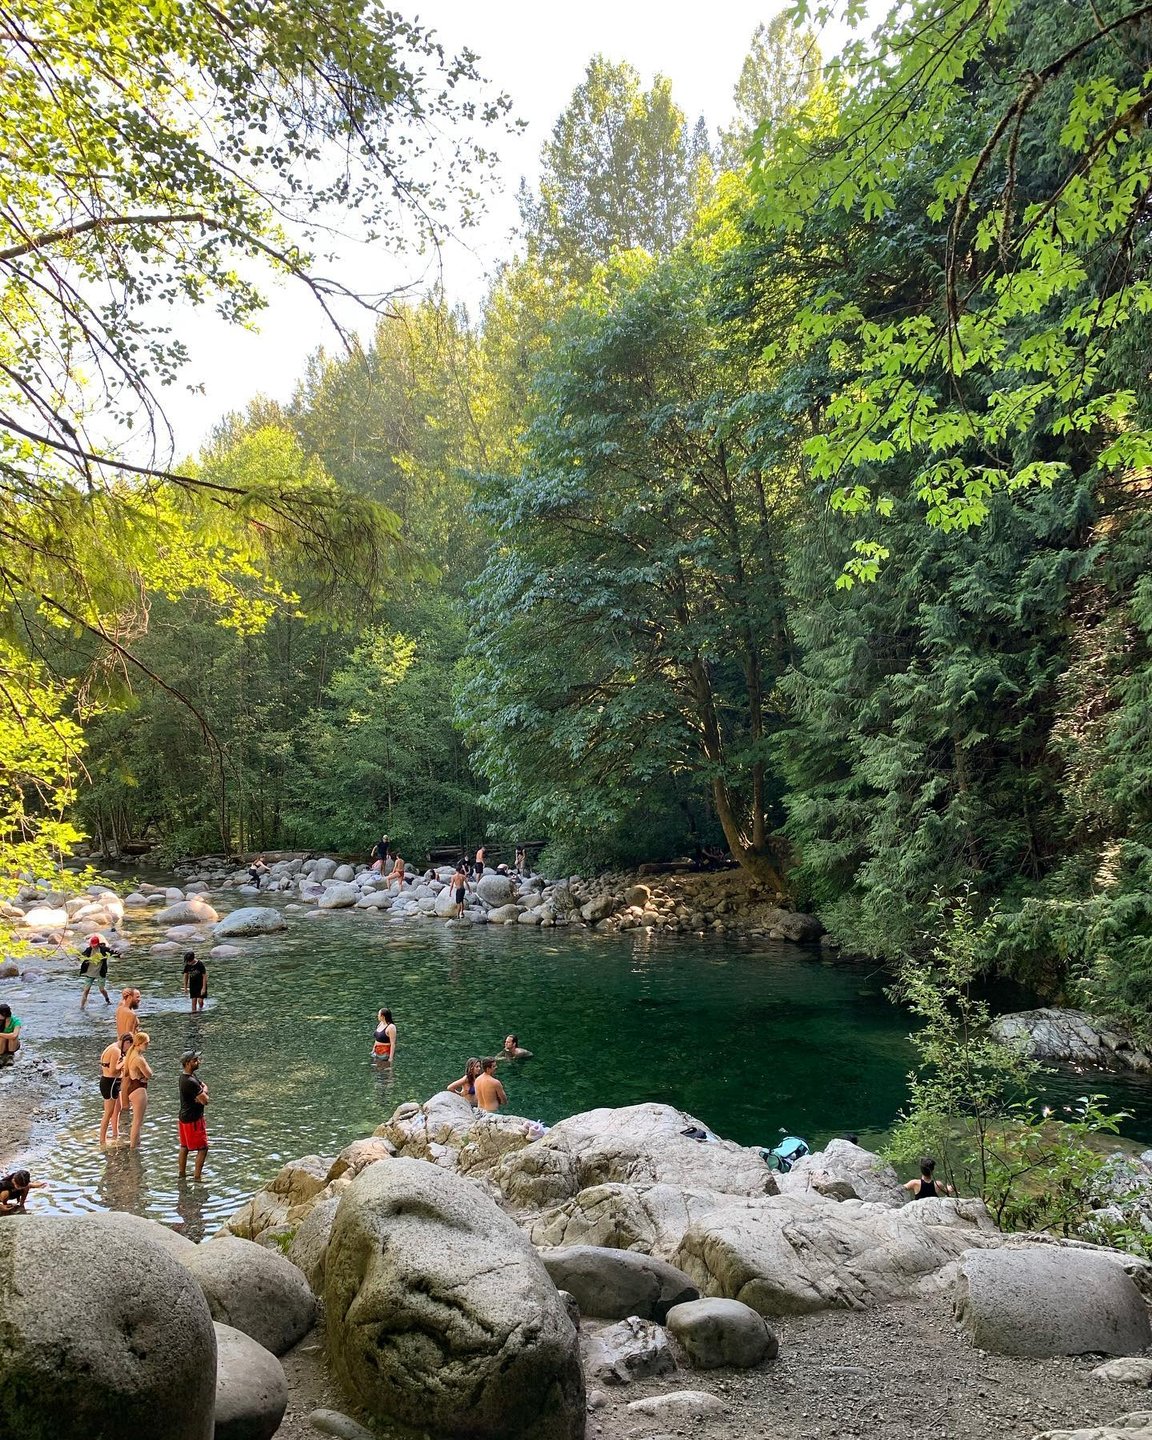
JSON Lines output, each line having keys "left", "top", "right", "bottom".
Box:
{"left": 122, "top": 1031, "right": 153, "bottom": 1149}
{"left": 372, "top": 1008, "right": 397, "bottom": 1060}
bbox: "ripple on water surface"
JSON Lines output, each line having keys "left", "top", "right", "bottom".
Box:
{"left": 17, "top": 901, "right": 1152, "bottom": 1239}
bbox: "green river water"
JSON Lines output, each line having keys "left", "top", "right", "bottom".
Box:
{"left": 9, "top": 896, "right": 1152, "bottom": 1240}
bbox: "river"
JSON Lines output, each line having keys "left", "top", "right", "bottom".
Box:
{"left": 8, "top": 895, "right": 1152, "bottom": 1240}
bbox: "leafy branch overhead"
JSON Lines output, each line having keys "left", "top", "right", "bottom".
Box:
{"left": 752, "top": 0, "right": 1152, "bottom": 580}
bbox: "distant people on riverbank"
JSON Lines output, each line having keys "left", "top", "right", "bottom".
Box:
{"left": 475, "top": 1058, "right": 506, "bottom": 1114}
{"left": 0, "top": 1004, "right": 21, "bottom": 1066}
{"left": 447, "top": 1058, "right": 482, "bottom": 1106}
{"left": 905, "top": 1156, "right": 953, "bottom": 1199}
{"left": 370, "top": 834, "right": 391, "bottom": 872}
{"left": 123, "top": 1032, "right": 152, "bottom": 1149}
{"left": 99, "top": 1034, "right": 132, "bottom": 1146}
{"left": 373, "top": 1008, "right": 397, "bottom": 1060}
{"left": 178, "top": 1051, "right": 209, "bottom": 1181}
{"left": 500, "top": 1034, "right": 533, "bottom": 1060}
{"left": 183, "top": 951, "right": 208, "bottom": 1013}
{"left": 0, "top": 1169, "right": 46, "bottom": 1214}
{"left": 514, "top": 846, "right": 526, "bottom": 874}
{"left": 450, "top": 862, "right": 469, "bottom": 918}
{"left": 248, "top": 856, "right": 269, "bottom": 889}
{"left": 79, "top": 934, "right": 112, "bottom": 1009}
{"left": 115, "top": 987, "right": 140, "bottom": 1039}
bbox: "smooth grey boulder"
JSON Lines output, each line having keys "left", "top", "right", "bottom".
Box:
{"left": 213, "top": 907, "right": 288, "bottom": 938}
{"left": 317, "top": 882, "right": 358, "bottom": 909}
{"left": 539, "top": 1244, "right": 698, "bottom": 1321}
{"left": 954, "top": 1248, "right": 1152, "bottom": 1357}
{"left": 332, "top": 864, "right": 355, "bottom": 882}
{"left": 155, "top": 899, "right": 220, "bottom": 925}
{"left": 0, "top": 1213, "right": 217, "bottom": 1440}
{"left": 288, "top": 1193, "right": 341, "bottom": 1294}
{"left": 786, "top": 1139, "right": 906, "bottom": 1207}
{"left": 583, "top": 1315, "right": 676, "bottom": 1386}
{"left": 665, "top": 1297, "right": 778, "bottom": 1369}
{"left": 324, "top": 1156, "right": 584, "bottom": 1440}
{"left": 213, "top": 1322, "right": 288, "bottom": 1440}
{"left": 93, "top": 1209, "right": 200, "bottom": 1267}
{"left": 184, "top": 1235, "right": 315, "bottom": 1356}
{"left": 475, "top": 873, "right": 516, "bottom": 906}
{"left": 309, "top": 858, "right": 338, "bottom": 883}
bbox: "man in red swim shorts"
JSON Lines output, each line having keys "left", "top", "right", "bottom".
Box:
{"left": 178, "top": 1050, "right": 209, "bottom": 1181}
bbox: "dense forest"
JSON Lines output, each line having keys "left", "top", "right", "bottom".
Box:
{"left": 5, "top": 1, "right": 1152, "bottom": 1025}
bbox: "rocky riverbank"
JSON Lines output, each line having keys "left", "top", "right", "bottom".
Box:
{"left": 7, "top": 1097, "right": 1152, "bottom": 1440}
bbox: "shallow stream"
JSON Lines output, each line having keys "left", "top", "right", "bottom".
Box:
{"left": 9, "top": 897, "right": 1152, "bottom": 1240}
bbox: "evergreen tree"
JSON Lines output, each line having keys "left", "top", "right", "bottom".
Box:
{"left": 719, "top": 15, "right": 822, "bottom": 167}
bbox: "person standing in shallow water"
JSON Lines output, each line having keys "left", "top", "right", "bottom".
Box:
{"left": 122, "top": 1032, "right": 153, "bottom": 1149}
{"left": 182, "top": 950, "right": 208, "bottom": 1013}
{"left": 373, "top": 1008, "right": 397, "bottom": 1060}
{"left": 474, "top": 1057, "right": 506, "bottom": 1114}
{"left": 79, "top": 934, "right": 112, "bottom": 1009}
{"left": 98, "top": 1033, "right": 132, "bottom": 1146}
{"left": 904, "top": 1155, "right": 953, "bottom": 1198}
{"left": 178, "top": 1051, "right": 209, "bottom": 1182}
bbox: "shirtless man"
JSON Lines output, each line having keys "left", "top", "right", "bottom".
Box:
{"left": 501, "top": 1033, "right": 533, "bottom": 1060}
{"left": 449, "top": 863, "right": 469, "bottom": 918}
{"left": 115, "top": 988, "right": 141, "bottom": 1040}
{"left": 474, "top": 1058, "right": 507, "bottom": 1114}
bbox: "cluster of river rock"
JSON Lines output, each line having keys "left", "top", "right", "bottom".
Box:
{"left": 7, "top": 1097, "right": 1152, "bottom": 1439}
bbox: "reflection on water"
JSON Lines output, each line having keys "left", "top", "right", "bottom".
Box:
{"left": 18, "top": 904, "right": 1152, "bottom": 1236}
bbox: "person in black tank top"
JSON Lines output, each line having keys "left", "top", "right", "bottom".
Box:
{"left": 904, "top": 1155, "right": 953, "bottom": 1199}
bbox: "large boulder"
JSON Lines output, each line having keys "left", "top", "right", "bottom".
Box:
{"left": 954, "top": 1247, "right": 1152, "bottom": 1357}
{"left": 580, "top": 894, "right": 617, "bottom": 924}
{"left": 317, "top": 882, "right": 358, "bottom": 910}
{"left": 583, "top": 1316, "right": 675, "bottom": 1387}
{"left": 0, "top": 1213, "right": 217, "bottom": 1440}
{"left": 493, "top": 1103, "right": 776, "bottom": 1210}
{"left": 213, "top": 907, "right": 289, "bottom": 938}
{"left": 288, "top": 1193, "right": 342, "bottom": 1294}
{"left": 310, "top": 858, "right": 338, "bottom": 883}
{"left": 486, "top": 903, "right": 522, "bottom": 924}
{"left": 673, "top": 1193, "right": 999, "bottom": 1316}
{"left": 475, "top": 873, "right": 516, "bottom": 907}
{"left": 324, "top": 1156, "right": 585, "bottom": 1440}
{"left": 155, "top": 899, "right": 220, "bottom": 925}
{"left": 183, "top": 1235, "right": 315, "bottom": 1356}
{"left": 213, "top": 1322, "right": 288, "bottom": 1440}
{"left": 434, "top": 887, "right": 461, "bottom": 917}
{"left": 990, "top": 1008, "right": 1152, "bottom": 1073}
{"left": 786, "top": 1140, "right": 907, "bottom": 1207}
{"left": 223, "top": 1155, "right": 333, "bottom": 1242}
{"left": 18, "top": 905, "right": 68, "bottom": 927}
{"left": 539, "top": 1245, "right": 698, "bottom": 1321}
{"left": 665, "top": 1297, "right": 778, "bottom": 1369}
{"left": 332, "top": 864, "right": 355, "bottom": 882}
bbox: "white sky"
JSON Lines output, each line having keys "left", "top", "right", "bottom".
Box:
{"left": 163, "top": 1, "right": 883, "bottom": 455}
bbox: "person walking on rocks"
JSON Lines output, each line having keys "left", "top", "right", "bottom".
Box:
{"left": 474, "top": 844, "right": 487, "bottom": 876}
{"left": 248, "top": 856, "right": 269, "bottom": 889}
{"left": 122, "top": 1032, "right": 153, "bottom": 1149}
{"left": 370, "top": 834, "right": 391, "bottom": 872}
{"left": 904, "top": 1156, "right": 953, "bottom": 1199}
{"left": 182, "top": 950, "right": 208, "bottom": 1014}
{"left": 373, "top": 1008, "right": 397, "bottom": 1060}
{"left": 178, "top": 1051, "right": 209, "bottom": 1181}
{"left": 0, "top": 1003, "right": 21, "bottom": 1065}
{"left": 99, "top": 1033, "right": 132, "bottom": 1145}
{"left": 79, "top": 934, "right": 112, "bottom": 1009}
{"left": 474, "top": 1057, "right": 506, "bottom": 1114}
{"left": 450, "top": 862, "right": 469, "bottom": 918}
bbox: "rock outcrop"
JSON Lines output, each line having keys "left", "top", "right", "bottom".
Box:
{"left": 991, "top": 1008, "right": 1152, "bottom": 1073}
{"left": 324, "top": 1157, "right": 585, "bottom": 1440}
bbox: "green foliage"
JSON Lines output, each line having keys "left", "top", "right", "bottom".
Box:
{"left": 888, "top": 896, "right": 1134, "bottom": 1243}
{"left": 718, "top": 16, "right": 822, "bottom": 167}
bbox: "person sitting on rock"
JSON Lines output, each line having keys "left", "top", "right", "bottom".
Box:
{"left": 0, "top": 1168, "right": 46, "bottom": 1213}
{"left": 387, "top": 854, "right": 406, "bottom": 885}
{"left": 474, "top": 1057, "right": 507, "bottom": 1114}
{"left": 500, "top": 1034, "right": 533, "bottom": 1060}
{"left": 447, "top": 1058, "right": 482, "bottom": 1105}
{"left": 904, "top": 1155, "right": 953, "bottom": 1199}
{"left": 0, "top": 1003, "right": 21, "bottom": 1066}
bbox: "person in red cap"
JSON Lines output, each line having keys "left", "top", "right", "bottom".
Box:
{"left": 178, "top": 1051, "right": 209, "bottom": 1181}
{"left": 79, "top": 934, "right": 112, "bottom": 1009}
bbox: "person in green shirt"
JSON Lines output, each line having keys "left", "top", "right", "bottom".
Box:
{"left": 0, "top": 1003, "right": 21, "bottom": 1065}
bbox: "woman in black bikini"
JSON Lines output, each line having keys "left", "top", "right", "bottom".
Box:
{"left": 904, "top": 1155, "right": 953, "bottom": 1199}
{"left": 447, "top": 1058, "right": 482, "bottom": 1106}
{"left": 372, "top": 1009, "right": 397, "bottom": 1061}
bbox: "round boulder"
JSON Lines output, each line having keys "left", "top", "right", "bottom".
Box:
{"left": 0, "top": 1213, "right": 216, "bottom": 1440}
{"left": 155, "top": 900, "right": 219, "bottom": 925}
{"left": 475, "top": 873, "right": 515, "bottom": 907}
{"left": 213, "top": 907, "right": 289, "bottom": 938}
{"left": 665, "top": 1297, "right": 778, "bottom": 1369}
{"left": 325, "top": 1156, "right": 585, "bottom": 1440}
{"left": 183, "top": 1235, "right": 315, "bottom": 1356}
{"left": 318, "top": 883, "right": 358, "bottom": 910}
{"left": 955, "top": 1247, "right": 1152, "bottom": 1357}
{"left": 539, "top": 1245, "right": 698, "bottom": 1321}
{"left": 213, "top": 1322, "right": 288, "bottom": 1440}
